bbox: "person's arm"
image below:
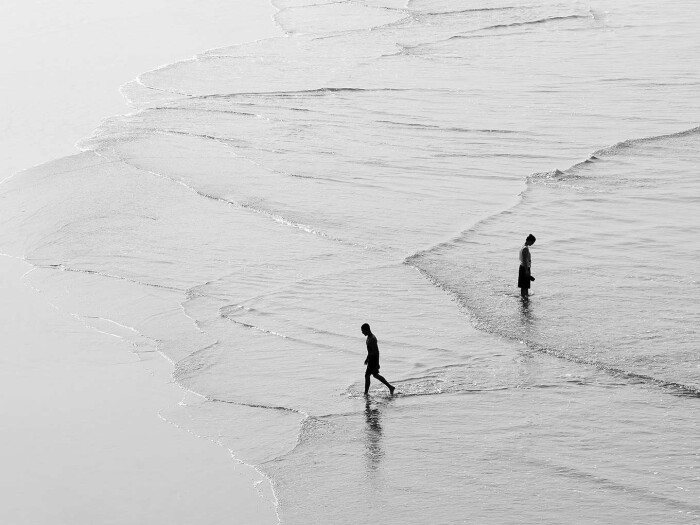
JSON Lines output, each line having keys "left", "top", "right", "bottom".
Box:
{"left": 523, "top": 247, "right": 531, "bottom": 268}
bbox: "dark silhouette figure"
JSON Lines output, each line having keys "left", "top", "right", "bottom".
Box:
{"left": 518, "top": 234, "right": 536, "bottom": 298}
{"left": 361, "top": 323, "right": 395, "bottom": 395}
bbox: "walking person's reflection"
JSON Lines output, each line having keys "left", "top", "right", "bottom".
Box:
{"left": 364, "top": 396, "right": 384, "bottom": 471}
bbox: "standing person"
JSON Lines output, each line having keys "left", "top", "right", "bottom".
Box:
{"left": 518, "top": 234, "right": 536, "bottom": 298}
{"left": 361, "top": 323, "right": 395, "bottom": 396}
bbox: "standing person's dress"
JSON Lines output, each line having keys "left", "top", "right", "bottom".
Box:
{"left": 518, "top": 243, "right": 532, "bottom": 294}
{"left": 518, "top": 235, "right": 536, "bottom": 296}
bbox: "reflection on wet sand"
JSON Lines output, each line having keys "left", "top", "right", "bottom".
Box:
{"left": 364, "top": 397, "right": 384, "bottom": 472}
{"left": 519, "top": 295, "right": 533, "bottom": 327}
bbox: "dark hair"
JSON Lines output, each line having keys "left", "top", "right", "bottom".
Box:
{"left": 526, "top": 234, "right": 536, "bottom": 244}
{"left": 361, "top": 323, "right": 370, "bottom": 332}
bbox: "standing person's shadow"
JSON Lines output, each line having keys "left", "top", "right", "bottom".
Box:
{"left": 364, "top": 397, "right": 385, "bottom": 472}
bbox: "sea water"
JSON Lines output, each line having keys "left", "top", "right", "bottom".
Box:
{"left": 1, "top": 0, "right": 699, "bottom": 522}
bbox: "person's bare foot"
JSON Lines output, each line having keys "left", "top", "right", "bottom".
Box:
{"left": 389, "top": 385, "right": 395, "bottom": 395}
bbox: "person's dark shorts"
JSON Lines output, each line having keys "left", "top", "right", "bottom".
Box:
{"left": 365, "top": 356, "right": 380, "bottom": 375}
{"left": 518, "top": 265, "right": 531, "bottom": 289}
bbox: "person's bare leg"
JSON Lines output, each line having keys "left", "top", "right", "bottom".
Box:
{"left": 364, "top": 373, "right": 371, "bottom": 395}
{"left": 521, "top": 287, "right": 528, "bottom": 298}
{"left": 373, "top": 373, "right": 395, "bottom": 394}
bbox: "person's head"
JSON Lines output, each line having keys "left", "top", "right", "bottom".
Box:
{"left": 525, "top": 234, "right": 536, "bottom": 246}
{"left": 361, "top": 323, "right": 371, "bottom": 335}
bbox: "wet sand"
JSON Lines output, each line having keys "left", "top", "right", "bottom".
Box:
{"left": 0, "top": 0, "right": 283, "bottom": 522}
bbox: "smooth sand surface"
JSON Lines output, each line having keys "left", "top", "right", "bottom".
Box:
{"left": 0, "top": 0, "right": 282, "bottom": 182}
{"left": 1, "top": 1, "right": 283, "bottom": 523}
{"left": 0, "top": 256, "right": 279, "bottom": 524}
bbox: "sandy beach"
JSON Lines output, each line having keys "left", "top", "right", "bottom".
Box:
{"left": 1, "top": 1, "right": 281, "bottom": 523}
{"left": 0, "top": 256, "right": 278, "bottom": 524}
{"left": 0, "top": 0, "right": 281, "bottom": 182}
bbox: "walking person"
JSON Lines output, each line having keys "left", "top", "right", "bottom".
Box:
{"left": 361, "top": 323, "right": 395, "bottom": 396}
{"left": 518, "top": 234, "right": 536, "bottom": 298}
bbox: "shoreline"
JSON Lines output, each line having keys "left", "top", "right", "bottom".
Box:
{"left": 0, "top": 0, "right": 282, "bottom": 182}
{"left": 0, "top": 255, "right": 280, "bottom": 524}
{"left": 2, "top": 1, "right": 285, "bottom": 523}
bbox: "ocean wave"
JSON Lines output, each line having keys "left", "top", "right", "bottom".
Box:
{"left": 592, "top": 125, "right": 700, "bottom": 157}
{"left": 38, "top": 263, "right": 185, "bottom": 291}
{"left": 273, "top": 1, "right": 407, "bottom": 35}
{"left": 453, "top": 13, "right": 592, "bottom": 37}
{"left": 82, "top": 135, "right": 370, "bottom": 248}
{"left": 525, "top": 125, "right": 700, "bottom": 187}
{"left": 199, "top": 87, "right": 413, "bottom": 98}
{"left": 416, "top": 6, "right": 520, "bottom": 16}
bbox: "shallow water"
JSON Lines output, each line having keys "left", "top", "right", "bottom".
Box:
{"left": 1, "top": 0, "right": 700, "bottom": 522}
{"left": 412, "top": 127, "right": 700, "bottom": 393}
